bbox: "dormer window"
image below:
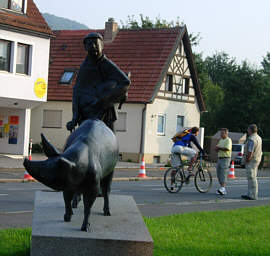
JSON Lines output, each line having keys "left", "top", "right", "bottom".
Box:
{"left": 60, "top": 69, "right": 76, "bottom": 85}
{"left": 0, "top": 0, "right": 25, "bottom": 13}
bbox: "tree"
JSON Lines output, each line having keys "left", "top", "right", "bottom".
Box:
{"left": 261, "top": 52, "right": 270, "bottom": 76}
{"left": 204, "top": 52, "right": 237, "bottom": 88}
{"left": 120, "top": 14, "right": 201, "bottom": 47}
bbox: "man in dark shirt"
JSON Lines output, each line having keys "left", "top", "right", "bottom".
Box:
{"left": 66, "top": 32, "right": 130, "bottom": 132}
{"left": 171, "top": 127, "right": 204, "bottom": 175}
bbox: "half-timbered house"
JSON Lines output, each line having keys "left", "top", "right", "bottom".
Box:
{"left": 30, "top": 19, "right": 205, "bottom": 163}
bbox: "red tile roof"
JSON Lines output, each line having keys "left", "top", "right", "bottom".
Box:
{"left": 47, "top": 27, "right": 205, "bottom": 110}
{"left": 0, "top": 0, "right": 52, "bottom": 36}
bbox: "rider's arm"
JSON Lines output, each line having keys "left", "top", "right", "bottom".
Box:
{"left": 190, "top": 135, "right": 204, "bottom": 153}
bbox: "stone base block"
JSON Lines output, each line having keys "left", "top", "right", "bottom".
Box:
{"left": 31, "top": 192, "right": 153, "bottom": 256}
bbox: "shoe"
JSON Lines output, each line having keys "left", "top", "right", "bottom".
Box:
{"left": 241, "top": 195, "right": 256, "bottom": 200}
{"left": 216, "top": 188, "right": 227, "bottom": 195}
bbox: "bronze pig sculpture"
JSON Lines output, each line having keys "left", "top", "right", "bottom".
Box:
{"left": 23, "top": 119, "right": 118, "bottom": 231}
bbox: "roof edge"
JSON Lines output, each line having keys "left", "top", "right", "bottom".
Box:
{"left": 0, "top": 23, "right": 53, "bottom": 38}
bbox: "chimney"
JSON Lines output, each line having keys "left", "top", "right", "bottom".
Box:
{"left": 104, "top": 18, "right": 118, "bottom": 43}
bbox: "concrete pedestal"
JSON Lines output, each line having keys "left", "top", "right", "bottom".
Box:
{"left": 31, "top": 191, "right": 153, "bottom": 256}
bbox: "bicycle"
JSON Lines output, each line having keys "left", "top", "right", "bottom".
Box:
{"left": 164, "top": 152, "right": 212, "bottom": 193}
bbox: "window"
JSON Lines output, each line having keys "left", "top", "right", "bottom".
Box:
{"left": 115, "top": 112, "right": 127, "bottom": 132}
{"left": 176, "top": 115, "right": 184, "bottom": 132}
{"left": 43, "top": 110, "right": 62, "bottom": 128}
{"left": 60, "top": 70, "right": 75, "bottom": 84}
{"left": 165, "top": 74, "right": 173, "bottom": 91}
{"left": 157, "top": 114, "right": 166, "bottom": 135}
{"left": 184, "top": 78, "right": 190, "bottom": 94}
{"left": 0, "top": 39, "right": 11, "bottom": 71}
{"left": 16, "top": 43, "right": 29, "bottom": 74}
{"left": 0, "top": 0, "right": 25, "bottom": 12}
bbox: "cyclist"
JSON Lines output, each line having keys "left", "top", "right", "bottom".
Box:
{"left": 171, "top": 126, "right": 205, "bottom": 176}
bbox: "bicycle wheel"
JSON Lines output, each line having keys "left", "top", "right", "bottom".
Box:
{"left": 194, "top": 168, "right": 212, "bottom": 193}
{"left": 164, "top": 167, "right": 184, "bottom": 193}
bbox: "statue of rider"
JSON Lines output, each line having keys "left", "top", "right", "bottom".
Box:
{"left": 66, "top": 32, "right": 130, "bottom": 132}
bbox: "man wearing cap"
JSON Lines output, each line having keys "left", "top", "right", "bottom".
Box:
{"left": 242, "top": 124, "right": 262, "bottom": 200}
{"left": 66, "top": 32, "right": 130, "bottom": 132}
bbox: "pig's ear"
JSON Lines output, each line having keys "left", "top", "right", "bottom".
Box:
{"left": 41, "top": 133, "right": 60, "bottom": 158}
{"left": 58, "top": 157, "right": 76, "bottom": 171}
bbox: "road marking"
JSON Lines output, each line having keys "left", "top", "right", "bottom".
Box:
{"left": 111, "top": 190, "right": 121, "bottom": 192}
{"left": 0, "top": 210, "right": 33, "bottom": 214}
{"left": 140, "top": 184, "right": 162, "bottom": 187}
{"left": 0, "top": 194, "right": 8, "bottom": 196}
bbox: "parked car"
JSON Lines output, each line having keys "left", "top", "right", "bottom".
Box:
{"left": 231, "top": 144, "right": 245, "bottom": 167}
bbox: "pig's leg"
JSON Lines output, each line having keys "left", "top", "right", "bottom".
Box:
{"left": 71, "top": 193, "right": 81, "bottom": 208}
{"left": 63, "top": 191, "right": 74, "bottom": 222}
{"left": 81, "top": 188, "right": 98, "bottom": 232}
{"left": 101, "top": 171, "right": 113, "bottom": 216}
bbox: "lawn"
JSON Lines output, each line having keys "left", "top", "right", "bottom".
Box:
{"left": 1, "top": 206, "right": 270, "bottom": 256}
{"left": 0, "top": 228, "right": 31, "bottom": 256}
{"left": 144, "top": 205, "right": 270, "bottom": 256}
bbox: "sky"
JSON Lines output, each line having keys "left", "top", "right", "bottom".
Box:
{"left": 34, "top": 0, "right": 270, "bottom": 67}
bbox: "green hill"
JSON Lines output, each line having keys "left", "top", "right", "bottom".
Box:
{"left": 42, "top": 13, "right": 89, "bottom": 30}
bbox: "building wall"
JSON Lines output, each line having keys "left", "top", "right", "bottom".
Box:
{"left": 0, "top": 29, "right": 50, "bottom": 106}
{"left": 115, "top": 103, "right": 145, "bottom": 162}
{"left": 30, "top": 101, "right": 145, "bottom": 156}
{"left": 30, "top": 101, "right": 71, "bottom": 150}
{"left": 0, "top": 28, "right": 50, "bottom": 155}
{"left": 0, "top": 107, "right": 30, "bottom": 155}
{"left": 143, "top": 97, "right": 200, "bottom": 163}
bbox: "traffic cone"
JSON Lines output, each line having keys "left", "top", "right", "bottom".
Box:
{"left": 23, "top": 171, "right": 35, "bottom": 181}
{"left": 24, "top": 139, "right": 35, "bottom": 181}
{"left": 228, "top": 161, "right": 236, "bottom": 179}
{"left": 137, "top": 156, "right": 147, "bottom": 178}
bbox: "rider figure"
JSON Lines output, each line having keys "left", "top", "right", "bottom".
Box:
{"left": 171, "top": 126, "right": 204, "bottom": 176}
{"left": 66, "top": 32, "right": 130, "bottom": 132}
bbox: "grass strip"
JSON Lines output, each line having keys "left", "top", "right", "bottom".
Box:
{"left": 0, "top": 228, "right": 31, "bottom": 256}
{"left": 1, "top": 205, "right": 270, "bottom": 256}
{"left": 144, "top": 205, "right": 270, "bottom": 256}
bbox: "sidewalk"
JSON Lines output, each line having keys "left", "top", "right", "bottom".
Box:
{"left": 0, "top": 153, "right": 166, "bottom": 182}
{"left": 0, "top": 153, "right": 270, "bottom": 183}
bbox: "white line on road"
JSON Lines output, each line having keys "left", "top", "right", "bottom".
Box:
{"left": 0, "top": 210, "right": 33, "bottom": 214}
{"left": 0, "top": 194, "right": 8, "bottom": 196}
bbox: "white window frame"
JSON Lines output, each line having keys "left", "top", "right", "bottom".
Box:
{"left": 42, "top": 110, "right": 62, "bottom": 128}
{"left": 157, "top": 114, "right": 166, "bottom": 135}
{"left": 176, "top": 115, "right": 184, "bottom": 132}
{"left": 115, "top": 112, "right": 127, "bottom": 132}
{"left": 0, "top": 0, "right": 26, "bottom": 13}
{"left": 0, "top": 39, "right": 12, "bottom": 72}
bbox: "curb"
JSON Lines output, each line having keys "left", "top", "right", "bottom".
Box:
{"left": 0, "top": 177, "right": 164, "bottom": 183}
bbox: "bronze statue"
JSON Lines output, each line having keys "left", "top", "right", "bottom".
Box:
{"left": 66, "top": 32, "right": 130, "bottom": 131}
{"left": 24, "top": 33, "right": 130, "bottom": 231}
{"left": 24, "top": 120, "right": 118, "bottom": 231}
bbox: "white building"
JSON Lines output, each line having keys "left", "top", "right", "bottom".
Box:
{"left": 30, "top": 20, "right": 205, "bottom": 163}
{"left": 0, "top": 0, "right": 52, "bottom": 155}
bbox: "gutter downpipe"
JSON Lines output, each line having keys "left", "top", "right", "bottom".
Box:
{"left": 139, "top": 103, "right": 147, "bottom": 161}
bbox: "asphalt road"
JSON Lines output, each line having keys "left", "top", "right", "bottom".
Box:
{"left": 1, "top": 177, "right": 270, "bottom": 229}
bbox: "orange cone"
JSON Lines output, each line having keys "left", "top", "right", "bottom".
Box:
{"left": 137, "top": 156, "right": 147, "bottom": 178}
{"left": 23, "top": 171, "right": 35, "bottom": 181}
{"left": 228, "top": 161, "right": 236, "bottom": 179}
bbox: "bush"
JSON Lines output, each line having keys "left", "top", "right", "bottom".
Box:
{"left": 263, "top": 139, "right": 270, "bottom": 152}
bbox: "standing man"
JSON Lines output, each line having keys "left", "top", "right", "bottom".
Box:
{"left": 241, "top": 124, "right": 262, "bottom": 200}
{"left": 215, "top": 128, "right": 232, "bottom": 195}
{"left": 66, "top": 32, "right": 130, "bottom": 132}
